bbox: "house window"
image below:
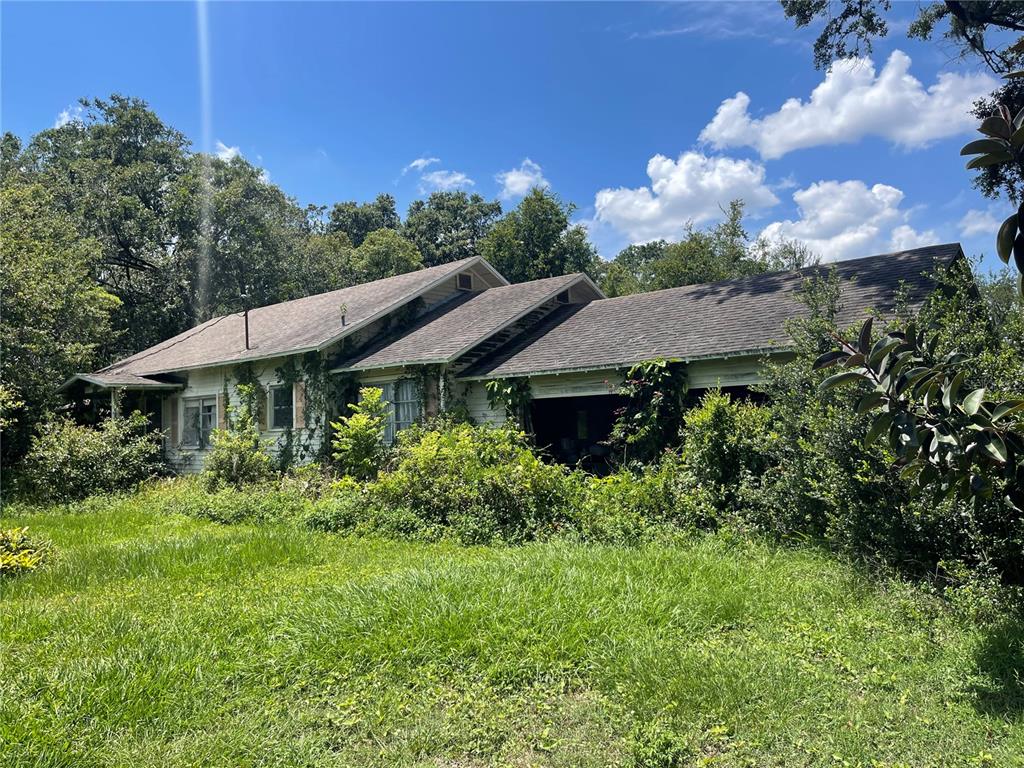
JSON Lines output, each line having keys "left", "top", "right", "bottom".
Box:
{"left": 270, "top": 384, "right": 293, "bottom": 429}
{"left": 380, "top": 379, "right": 421, "bottom": 443}
{"left": 457, "top": 272, "right": 473, "bottom": 291}
{"left": 182, "top": 396, "right": 217, "bottom": 448}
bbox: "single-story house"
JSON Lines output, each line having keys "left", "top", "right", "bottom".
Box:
{"left": 61, "top": 242, "right": 964, "bottom": 472}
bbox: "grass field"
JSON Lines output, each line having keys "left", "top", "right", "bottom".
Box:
{"left": 2, "top": 501, "right": 1024, "bottom": 767}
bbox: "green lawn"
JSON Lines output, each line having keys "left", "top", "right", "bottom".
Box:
{"left": 2, "top": 503, "right": 1023, "bottom": 767}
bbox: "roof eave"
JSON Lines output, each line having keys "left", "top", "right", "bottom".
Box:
{"left": 455, "top": 345, "right": 794, "bottom": 381}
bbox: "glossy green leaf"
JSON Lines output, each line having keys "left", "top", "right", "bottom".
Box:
{"left": 812, "top": 350, "right": 847, "bottom": 370}
{"left": 992, "top": 400, "right": 1024, "bottom": 423}
{"left": 819, "top": 371, "right": 865, "bottom": 391}
{"left": 963, "top": 388, "right": 986, "bottom": 416}
{"left": 983, "top": 434, "right": 1009, "bottom": 463}
{"left": 997, "top": 214, "right": 1017, "bottom": 265}
{"left": 966, "top": 151, "right": 1013, "bottom": 169}
{"left": 960, "top": 138, "right": 1006, "bottom": 155}
{"left": 980, "top": 116, "right": 1012, "bottom": 138}
{"left": 857, "top": 317, "right": 873, "bottom": 355}
{"left": 856, "top": 391, "right": 884, "bottom": 414}
{"left": 864, "top": 413, "right": 892, "bottom": 448}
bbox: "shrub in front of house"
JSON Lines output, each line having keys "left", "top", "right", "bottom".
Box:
{"left": 367, "top": 421, "right": 577, "bottom": 545}
{"left": 572, "top": 454, "right": 718, "bottom": 544}
{"left": 153, "top": 476, "right": 311, "bottom": 525}
{"left": 20, "top": 413, "right": 163, "bottom": 503}
{"left": 330, "top": 386, "right": 390, "bottom": 481}
{"left": 202, "top": 385, "right": 275, "bottom": 490}
{"left": 0, "top": 527, "right": 47, "bottom": 578}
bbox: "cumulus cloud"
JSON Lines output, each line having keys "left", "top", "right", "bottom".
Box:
{"left": 759, "top": 180, "right": 937, "bottom": 261}
{"left": 495, "top": 158, "right": 549, "bottom": 199}
{"left": 593, "top": 151, "right": 779, "bottom": 242}
{"left": 54, "top": 104, "right": 84, "bottom": 128}
{"left": 215, "top": 140, "right": 241, "bottom": 161}
{"left": 700, "top": 50, "right": 997, "bottom": 159}
{"left": 419, "top": 169, "right": 474, "bottom": 192}
{"left": 402, "top": 156, "right": 440, "bottom": 175}
{"left": 958, "top": 208, "right": 1001, "bottom": 238}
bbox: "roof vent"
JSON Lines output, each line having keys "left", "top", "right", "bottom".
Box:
{"left": 457, "top": 272, "right": 473, "bottom": 291}
{"left": 556, "top": 289, "right": 570, "bottom": 304}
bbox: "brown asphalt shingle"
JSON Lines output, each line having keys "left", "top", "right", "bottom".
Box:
{"left": 333, "top": 273, "right": 589, "bottom": 370}
{"left": 102, "top": 257, "right": 485, "bottom": 375}
{"left": 459, "top": 244, "right": 963, "bottom": 379}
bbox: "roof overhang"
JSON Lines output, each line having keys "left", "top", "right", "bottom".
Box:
{"left": 59, "top": 373, "right": 185, "bottom": 393}
{"left": 455, "top": 346, "right": 793, "bottom": 381}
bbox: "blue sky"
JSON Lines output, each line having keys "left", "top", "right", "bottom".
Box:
{"left": 0, "top": 1, "right": 1008, "bottom": 268}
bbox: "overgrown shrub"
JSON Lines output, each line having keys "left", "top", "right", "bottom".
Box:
{"left": 151, "top": 477, "right": 311, "bottom": 525}
{"left": 203, "top": 385, "right": 274, "bottom": 490}
{"left": 607, "top": 358, "right": 689, "bottom": 465}
{"left": 573, "top": 453, "right": 717, "bottom": 544}
{"left": 0, "top": 527, "right": 47, "bottom": 577}
{"left": 331, "top": 386, "right": 388, "bottom": 480}
{"left": 680, "top": 390, "right": 773, "bottom": 511}
{"left": 20, "top": 412, "right": 162, "bottom": 502}
{"left": 368, "top": 422, "right": 576, "bottom": 544}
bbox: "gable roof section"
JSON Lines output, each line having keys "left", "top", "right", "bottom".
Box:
{"left": 331, "top": 273, "right": 602, "bottom": 372}
{"left": 459, "top": 243, "right": 963, "bottom": 380}
{"left": 59, "top": 372, "right": 183, "bottom": 393}
{"left": 101, "top": 257, "right": 503, "bottom": 376}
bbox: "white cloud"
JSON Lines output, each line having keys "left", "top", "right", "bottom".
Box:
{"left": 700, "top": 50, "right": 997, "bottom": 159}
{"left": 402, "top": 156, "right": 440, "bottom": 175}
{"left": 419, "top": 169, "right": 474, "bottom": 192}
{"left": 759, "top": 179, "right": 937, "bottom": 261}
{"left": 496, "top": 158, "right": 548, "bottom": 199}
{"left": 215, "top": 140, "right": 241, "bottom": 161}
{"left": 54, "top": 104, "right": 83, "bottom": 128}
{"left": 593, "top": 151, "right": 779, "bottom": 242}
{"left": 958, "top": 208, "right": 1001, "bottom": 238}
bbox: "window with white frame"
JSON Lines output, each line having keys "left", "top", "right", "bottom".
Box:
{"left": 270, "top": 383, "right": 293, "bottom": 429}
{"left": 182, "top": 396, "right": 217, "bottom": 448}
{"left": 380, "top": 379, "right": 421, "bottom": 443}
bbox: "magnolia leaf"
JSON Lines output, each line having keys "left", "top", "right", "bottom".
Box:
{"left": 857, "top": 317, "right": 873, "bottom": 355}
{"left": 1013, "top": 124, "right": 1024, "bottom": 148}
{"left": 942, "top": 370, "right": 966, "bottom": 411}
{"left": 992, "top": 400, "right": 1024, "bottom": 423}
{"left": 982, "top": 434, "right": 1009, "bottom": 463}
{"left": 868, "top": 336, "right": 901, "bottom": 367}
{"left": 963, "top": 388, "right": 986, "bottom": 416}
{"left": 1016, "top": 105, "right": 1024, "bottom": 129}
{"left": 842, "top": 352, "right": 866, "bottom": 369}
{"left": 812, "top": 350, "right": 847, "bottom": 370}
{"left": 980, "top": 115, "right": 1012, "bottom": 138}
{"left": 819, "top": 371, "right": 865, "bottom": 391}
{"left": 864, "top": 413, "right": 892, "bottom": 448}
{"left": 998, "top": 214, "right": 1017, "bottom": 265}
{"left": 966, "top": 151, "right": 1013, "bottom": 169}
{"left": 856, "top": 391, "right": 885, "bottom": 414}
{"left": 960, "top": 138, "right": 1006, "bottom": 155}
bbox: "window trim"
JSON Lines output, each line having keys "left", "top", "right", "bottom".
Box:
{"left": 269, "top": 383, "right": 294, "bottom": 431}
{"left": 380, "top": 378, "right": 422, "bottom": 444}
{"left": 457, "top": 272, "right": 474, "bottom": 291}
{"left": 181, "top": 395, "right": 217, "bottom": 449}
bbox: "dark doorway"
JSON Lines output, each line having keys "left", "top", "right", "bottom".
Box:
{"left": 530, "top": 394, "right": 625, "bottom": 471}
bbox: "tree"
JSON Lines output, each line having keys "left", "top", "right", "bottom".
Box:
{"left": 0, "top": 184, "right": 120, "bottom": 466}
{"left": 403, "top": 191, "right": 502, "bottom": 267}
{"left": 780, "top": 1, "right": 1024, "bottom": 75}
{"left": 480, "top": 188, "right": 598, "bottom": 283}
{"left": 327, "top": 193, "right": 400, "bottom": 247}
{"left": 352, "top": 229, "right": 423, "bottom": 282}
{"left": 598, "top": 201, "right": 814, "bottom": 297}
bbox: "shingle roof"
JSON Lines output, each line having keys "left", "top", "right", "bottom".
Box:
{"left": 59, "top": 372, "right": 183, "bottom": 392}
{"left": 460, "top": 244, "right": 963, "bottom": 379}
{"left": 332, "top": 273, "right": 592, "bottom": 371}
{"left": 103, "top": 257, "right": 491, "bottom": 375}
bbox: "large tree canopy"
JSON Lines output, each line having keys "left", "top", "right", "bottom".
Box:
{"left": 480, "top": 188, "right": 599, "bottom": 283}
{"left": 403, "top": 191, "right": 502, "bottom": 267}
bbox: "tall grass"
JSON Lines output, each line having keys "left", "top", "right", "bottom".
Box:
{"left": 2, "top": 501, "right": 1022, "bottom": 767}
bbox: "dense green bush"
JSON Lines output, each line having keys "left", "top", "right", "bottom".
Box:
{"left": 150, "top": 477, "right": 311, "bottom": 525}
{"left": 573, "top": 454, "right": 716, "bottom": 544}
{"left": 368, "top": 421, "right": 577, "bottom": 544}
{"left": 203, "top": 385, "right": 274, "bottom": 490}
{"left": 20, "top": 412, "right": 162, "bottom": 502}
{"left": 0, "top": 527, "right": 47, "bottom": 577}
{"left": 331, "top": 387, "right": 389, "bottom": 480}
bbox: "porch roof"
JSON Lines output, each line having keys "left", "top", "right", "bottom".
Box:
{"left": 59, "top": 372, "right": 185, "bottom": 392}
